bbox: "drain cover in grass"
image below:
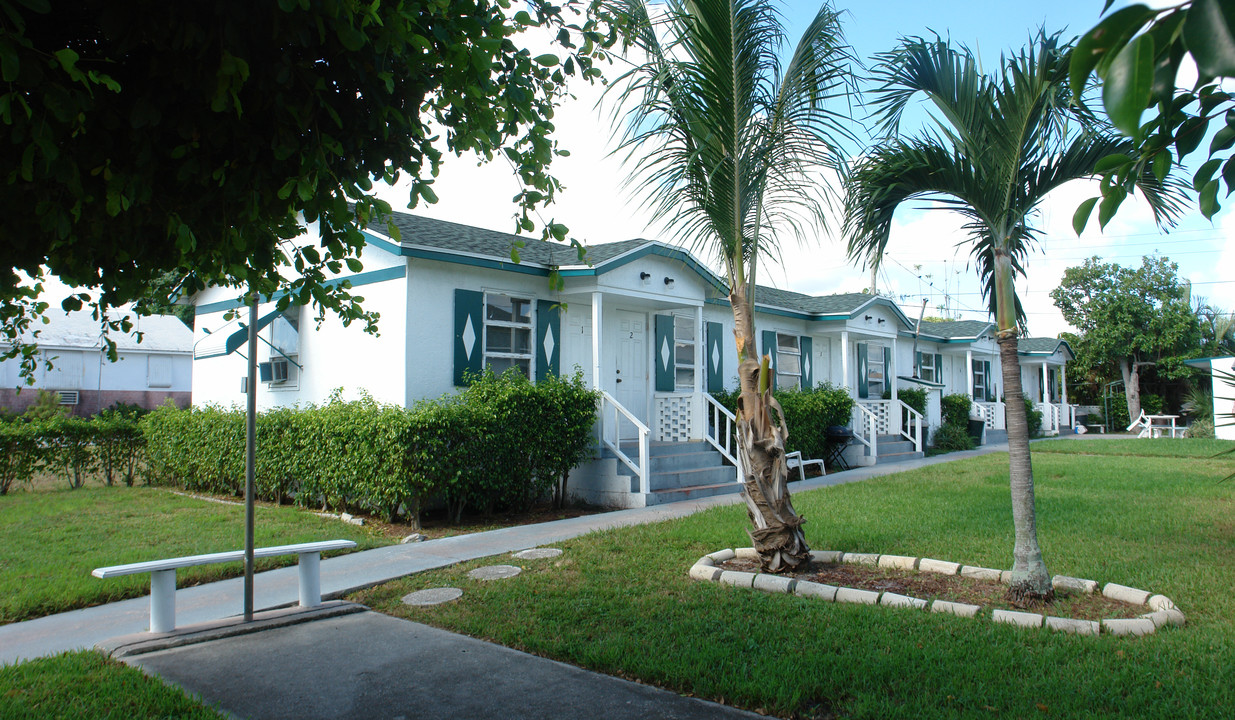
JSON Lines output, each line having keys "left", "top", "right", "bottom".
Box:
{"left": 513, "top": 548, "right": 563, "bottom": 560}
{"left": 402, "top": 588, "right": 463, "bottom": 606}
{"left": 468, "top": 565, "right": 522, "bottom": 580}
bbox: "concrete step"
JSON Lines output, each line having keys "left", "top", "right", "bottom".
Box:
{"left": 874, "top": 450, "right": 924, "bottom": 465}
{"left": 647, "top": 465, "right": 738, "bottom": 491}
{"left": 984, "top": 429, "right": 1007, "bottom": 444}
{"left": 611, "top": 440, "right": 713, "bottom": 458}
{"left": 648, "top": 451, "right": 726, "bottom": 473}
{"left": 644, "top": 481, "right": 743, "bottom": 506}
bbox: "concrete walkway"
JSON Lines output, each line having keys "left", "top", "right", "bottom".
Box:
{"left": 0, "top": 435, "right": 1077, "bottom": 667}
{"left": 120, "top": 606, "right": 766, "bottom": 720}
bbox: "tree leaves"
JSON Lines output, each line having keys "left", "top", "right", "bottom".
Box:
{"left": 1183, "top": 0, "right": 1235, "bottom": 79}
{"left": 1103, "top": 34, "right": 1155, "bottom": 136}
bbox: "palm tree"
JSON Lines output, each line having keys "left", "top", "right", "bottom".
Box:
{"left": 844, "top": 32, "right": 1185, "bottom": 603}
{"left": 608, "top": 0, "right": 854, "bottom": 572}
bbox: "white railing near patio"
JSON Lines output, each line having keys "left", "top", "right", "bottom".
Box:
{"left": 974, "top": 401, "right": 1006, "bottom": 430}
{"left": 598, "top": 391, "right": 649, "bottom": 494}
{"left": 897, "top": 400, "right": 923, "bottom": 453}
{"left": 1036, "top": 402, "right": 1062, "bottom": 435}
{"left": 852, "top": 402, "right": 878, "bottom": 458}
{"left": 702, "top": 393, "right": 739, "bottom": 469}
{"left": 654, "top": 393, "right": 694, "bottom": 442}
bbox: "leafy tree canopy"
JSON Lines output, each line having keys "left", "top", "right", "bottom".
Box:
{"left": 1050, "top": 255, "right": 1201, "bottom": 383}
{"left": 0, "top": 0, "right": 614, "bottom": 378}
{"left": 1070, "top": 0, "right": 1235, "bottom": 227}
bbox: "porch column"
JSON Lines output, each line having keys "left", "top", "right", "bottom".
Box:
{"left": 1061, "top": 364, "right": 1068, "bottom": 405}
{"left": 890, "top": 337, "right": 900, "bottom": 435}
{"left": 591, "top": 292, "right": 603, "bottom": 392}
{"left": 841, "top": 331, "right": 850, "bottom": 393}
{"left": 966, "top": 349, "right": 974, "bottom": 398}
{"left": 694, "top": 305, "right": 704, "bottom": 439}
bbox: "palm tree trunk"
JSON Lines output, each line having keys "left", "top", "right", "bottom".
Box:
{"left": 998, "top": 334, "right": 1053, "bottom": 603}
{"left": 731, "top": 289, "right": 810, "bottom": 573}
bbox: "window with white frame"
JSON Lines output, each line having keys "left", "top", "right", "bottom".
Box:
{"left": 673, "top": 315, "right": 696, "bottom": 391}
{"left": 865, "top": 343, "right": 885, "bottom": 397}
{"left": 776, "top": 333, "right": 801, "bottom": 389}
{"left": 972, "top": 359, "right": 987, "bottom": 401}
{"left": 484, "top": 293, "right": 533, "bottom": 379}
{"left": 919, "top": 353, "right": 937, "bottom": 383}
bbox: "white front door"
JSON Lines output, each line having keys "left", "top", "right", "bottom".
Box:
{"left": 614, "top": 310, "right": 647, "bottom": 434}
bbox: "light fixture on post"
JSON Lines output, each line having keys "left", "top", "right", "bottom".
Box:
{"left": 877, "top": 318, "right": 886, "bottom": 325}
{"left": 639, "top": 271, "right": 651, "bottom": 286}
{"left": 864, "top": 314, "right": 873, "bottom": 323}
{"left": 663, "top": 276, "right": 675, "bottom": 289}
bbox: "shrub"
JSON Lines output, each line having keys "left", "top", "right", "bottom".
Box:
{"left": 0, "top": 422, "right": 42, "bottom": 495}
{"left": 24, "top": 390, "right": 69, "bottom": 420}
{"left": 139, "top": 373, "right": 599, "bottom": 526}
{"left": 1185, "top": 418, "right": 1215, "bottom": 439}
{"left": 1024, "top": 397, "right": 1043, "bottom": 437}
{"left": 1140, "top": 393, "right": 1165, "bottom": 416}
{"left": 41, "top": 417, "right": 98, "bottom": 489}
{"left": 93, "top": 411, "right": 145, "bottom": 486}
{"left": 941, "top": 393, "right": 972, "bottom": 428}
{"left": 896, "top": 387, "right": 928, "bottom": 416}
{"left": 930, "top": 422, "right": 974, "bottom": 453}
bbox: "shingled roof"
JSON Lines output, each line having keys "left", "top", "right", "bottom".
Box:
{"left": 1018, "top": 338, "right": 1074, "bottom": 357}
{"left": 916, "top": 320, "right": 994, "bottom": 340}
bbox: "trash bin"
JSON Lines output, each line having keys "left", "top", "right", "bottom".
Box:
{"left": 967, "top": 418, "right": 985, "bottom": 443}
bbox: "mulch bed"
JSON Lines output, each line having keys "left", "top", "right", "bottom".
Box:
{"left": 717, "top": 558, "right": 1145, "bottom": 620}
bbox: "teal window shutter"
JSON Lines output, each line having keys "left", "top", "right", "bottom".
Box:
{"left": 935, "top": 353, "right": 943, "bottom": 384}
{"left": 654, "top": 314, "right": 675, "bottom": 392}
{"left": 453, "top": 289, "right": 484, "bottom": 386}
{"left": 884, "top": 347, "right": 892, "bottom": 387}
{"left": 799, "top": 335, "right": 813, "bottom": 389}
{"left": 535, "top": 299, "right": 560, "bottom": 382}
{"left": 761, "top": 330, "right": 777, "bottom": 390}
{"left": 985, "top": 360, "right": 994, "bottom": 401}
{"left": 706, "top": 321, "right": 724, "bottom": 392}
{"left": 857, "top": 342, "right": 868, "bottom": 399}
{"left": 915, "top": 351, "right": 922, "bottom": 377}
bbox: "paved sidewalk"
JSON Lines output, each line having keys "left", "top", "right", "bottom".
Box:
{"left": 0, "top": 438, "right": 1033, "bottom": 666}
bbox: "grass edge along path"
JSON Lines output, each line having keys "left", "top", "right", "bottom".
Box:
{"left": 0, "top": 650, "right": 226, "bottom": 719}
{"left": 0, "top": 485, "right": 389, "bottom": 625}
{"left": 355, "top": 441, "right": 1235, "bottom": 720}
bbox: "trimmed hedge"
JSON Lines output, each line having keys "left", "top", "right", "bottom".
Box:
{"left": 0, "top": 415, "right": 147, "bottom": 494}
{"left": 141, "top": 371, "right": 599, "bottom": 526}
{"left": 933, "top": 393, "right": 975, "bottom": 453}
{"left": 712, "top": 382, "right": 855, "bottom": 463}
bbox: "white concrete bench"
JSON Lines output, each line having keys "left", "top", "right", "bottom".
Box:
{"left": 785, "top": 451, "right": 825, "bottom": 482}
{"left": 92, "top": 539, "right": 357, "bottom": 633}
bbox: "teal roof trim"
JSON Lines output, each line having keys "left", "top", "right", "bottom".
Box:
{"left": 196, "top": 265, "right": 407, "bottom": 315}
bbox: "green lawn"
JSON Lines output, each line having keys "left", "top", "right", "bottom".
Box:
{"left": 354, "top": 439, "right": 1235, "bottom": 719}
{"left": 0, "top": 651, "right": 225, "bottom": 719}
{"left": 0, "top": 486, "right": 390, "bottom": 624}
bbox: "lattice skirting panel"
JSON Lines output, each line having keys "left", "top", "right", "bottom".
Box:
{"left": 656, "top": 395, "right": 694, "bottom": 442}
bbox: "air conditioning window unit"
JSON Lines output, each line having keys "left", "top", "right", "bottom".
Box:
{"left": 270, "top": 358, "right": 290, "bottom": 383}
{"left": 58, "top": 390, "right": 79, "bottom": 406}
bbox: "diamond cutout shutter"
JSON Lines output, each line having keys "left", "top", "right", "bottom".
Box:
{"left": 800, "top": 335, "right": 813, "bottom": 389}
{"left": 857, "top": 342, "right": 868, "bottom": 399}
{"left": 453, "top": 289, "right": 484, "bottom": 386}
{"left": 535, "top": 300, "right": 560, "bottom": 382}
{"left": 935, "top": 353, "right": 943, "bottom": 385}
{"left": 654, "top": 314, "right": 675, "bottom": 392}
{"left": 706, "top": 321, "right": 724, "bottom": 393}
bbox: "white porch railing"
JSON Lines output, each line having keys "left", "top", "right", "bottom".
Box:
{"left": 1036, "top": 402, "right": 1062, "bottom": 435}
{"left": 598, "top": 390, "right": 650, "bottom": 493}
{"left": 897, "top": 400, "right": 923, "bottom": 453}
{"left": 974, "top": 401, "right": 1006, "bottom": 430}
{"left": 852, "top": 402, "right": 878, "bottom": 457}
{"left": 702, "top": 393, "right": 739, "bottom": 468}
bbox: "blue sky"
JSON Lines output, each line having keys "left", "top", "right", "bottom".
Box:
{"left": 379, "top": 0, "right": 1233, "bottom": 338}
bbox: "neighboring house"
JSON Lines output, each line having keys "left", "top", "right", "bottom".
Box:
{"left": 1184, "top": 356, "right": 1235, "bottom": 440}
{"left": 190, "top": 212, "right": 1075, "bottom": 507}
{"left": 0, "top": 310, "right": 192, "bottom": 416}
